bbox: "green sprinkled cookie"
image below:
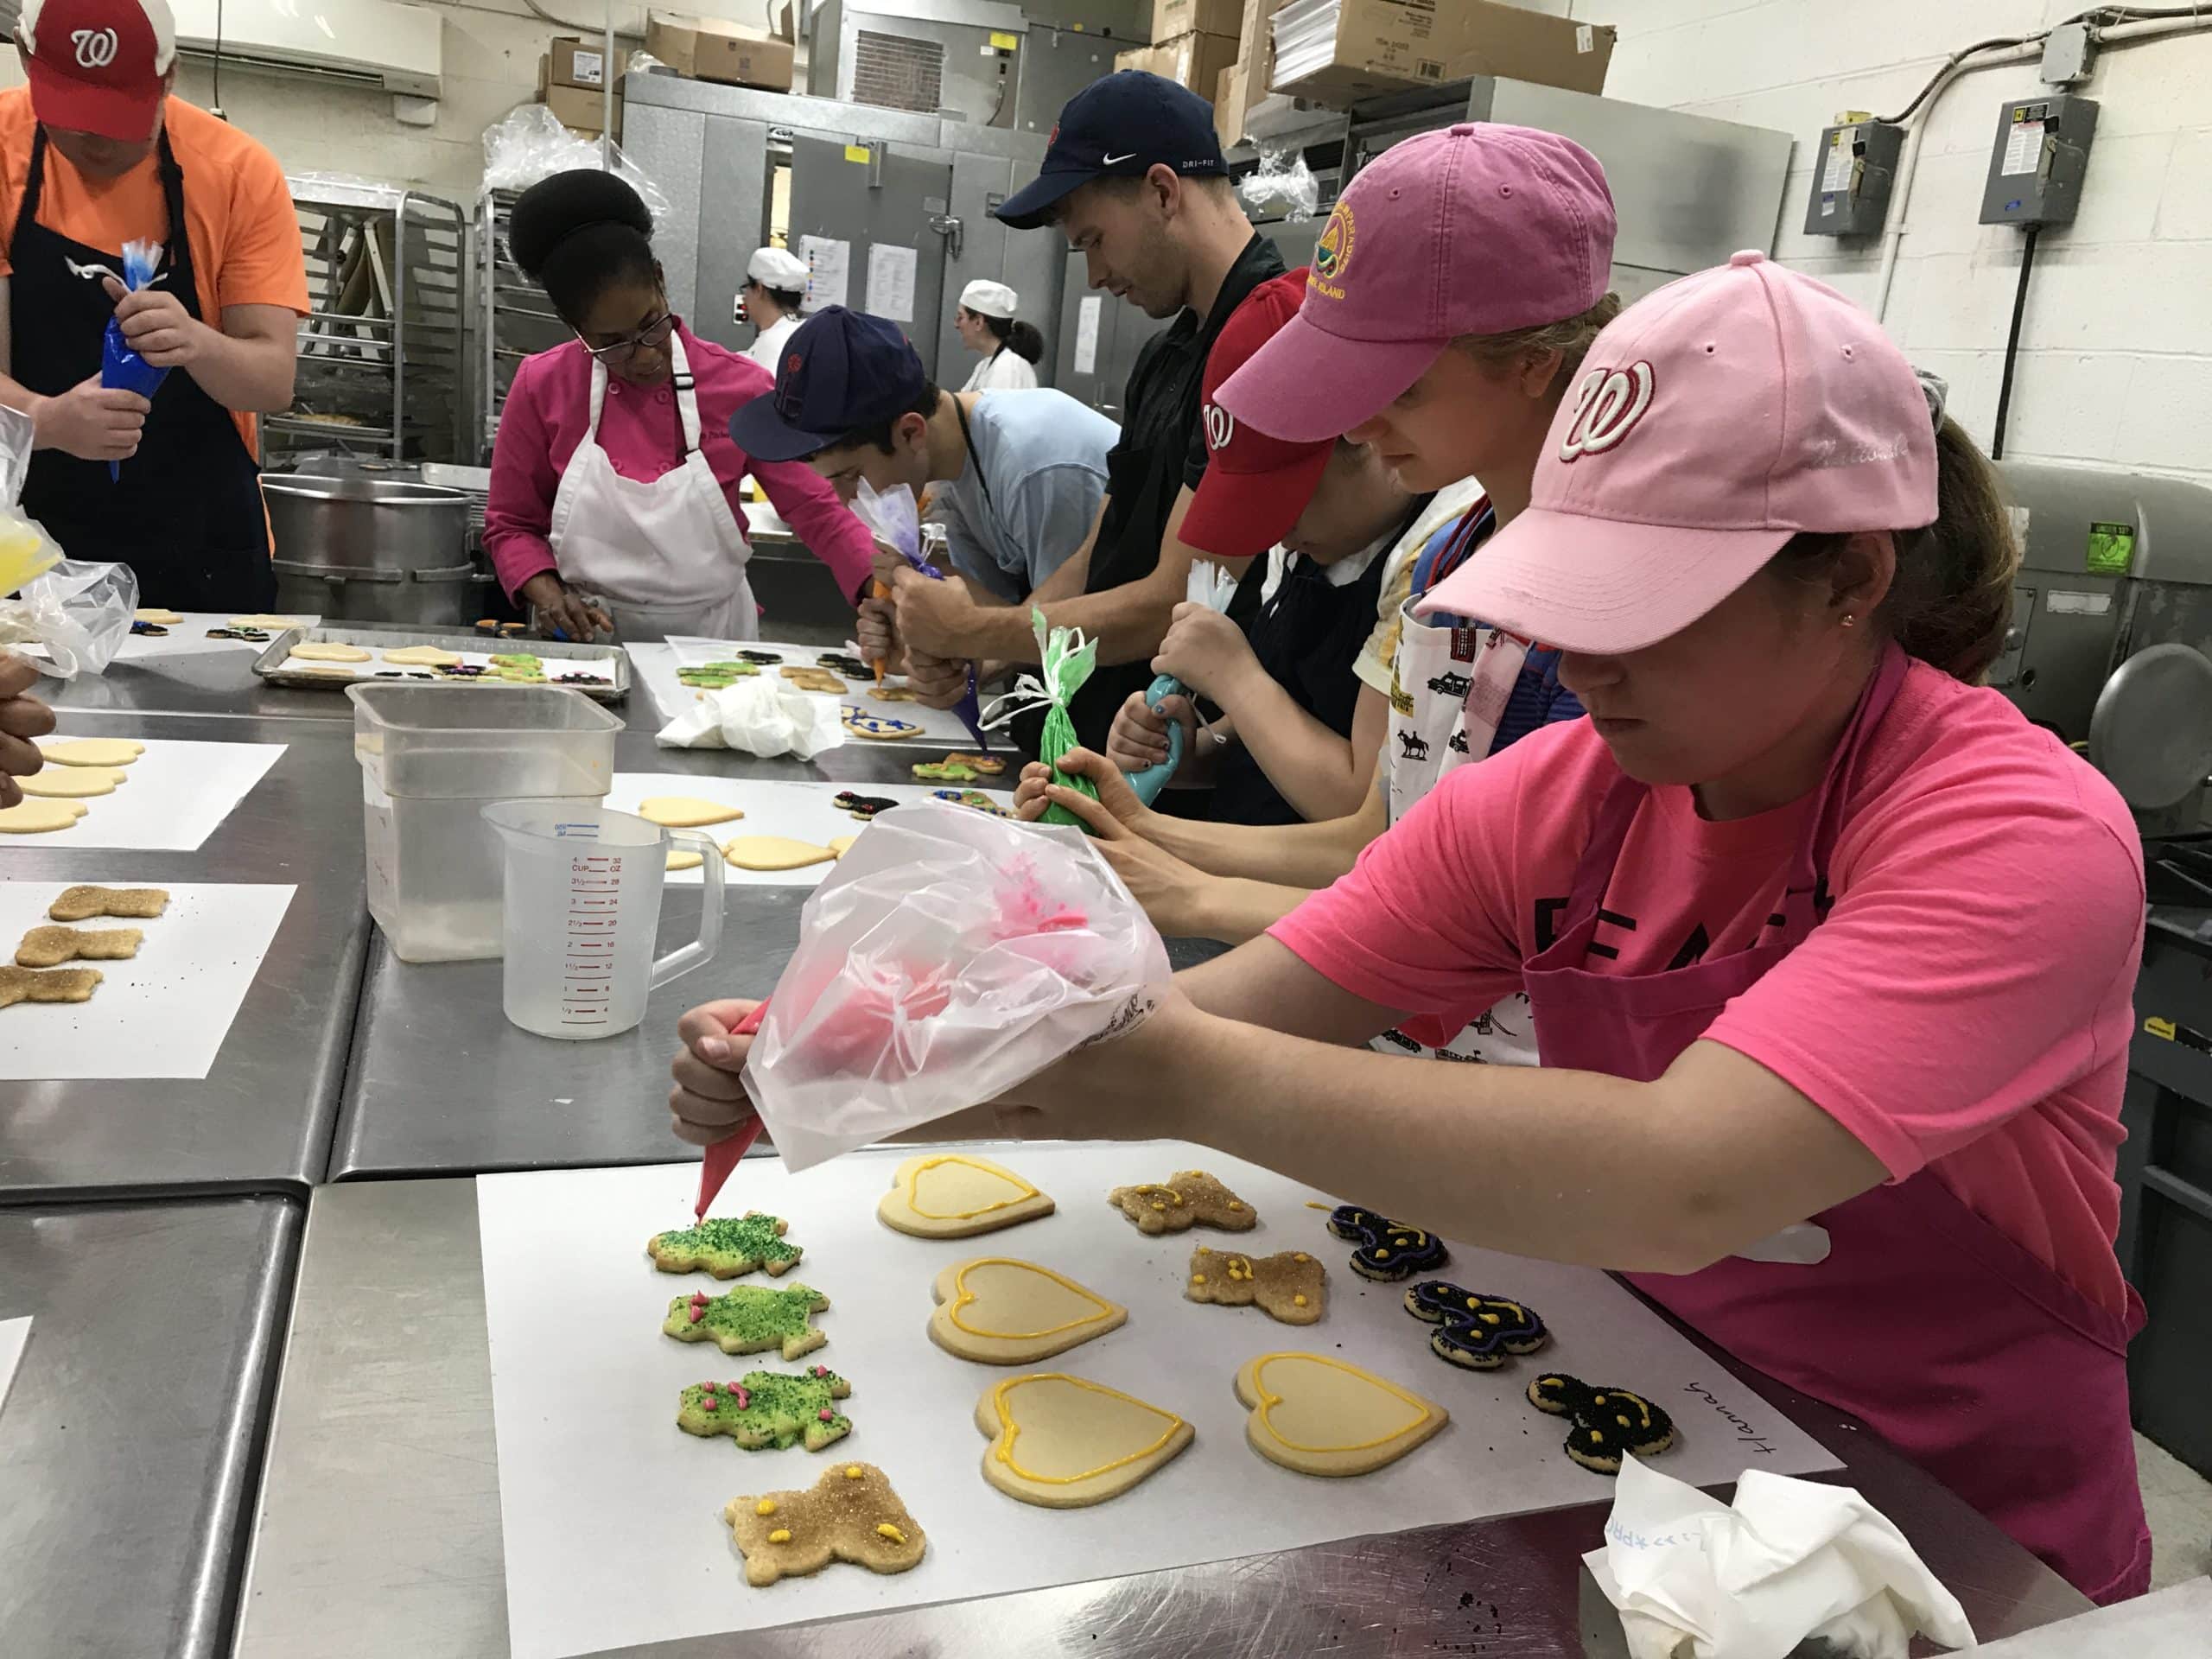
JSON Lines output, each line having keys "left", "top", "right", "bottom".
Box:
{"left": 667, "top": 1283, "right": 830, "bottom": 1361}
{"left": 648, "top": 1211, "right": 804, "bottom": 1279}
{"left": 678, "top": 1365, "right": 851, "bottom": 1452}
{"left": 490, "top": 652, "right": 543, "bottom": 667}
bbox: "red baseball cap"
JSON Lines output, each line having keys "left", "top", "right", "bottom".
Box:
{"left": 1217, "top": 124, "right": 1616, "bottom": 443}
{"left": 1180, "top": 269, "right": 1336, "bottom": 559}
{"left": 17, "top": 0, "right": 177, "bottom": 143}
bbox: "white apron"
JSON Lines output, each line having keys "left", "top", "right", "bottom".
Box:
{"left": 548, "top": 334, "right": 755, "bottom": 643}
{"left": 1376, "top": 504, "right": 1538, "bottom": 1067}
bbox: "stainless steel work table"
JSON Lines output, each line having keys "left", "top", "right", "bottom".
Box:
{"left": 0, "top": 711, "right": 368, "bottom": 1202}
{"left": 1, "top": 1195, "right": 300, "bottom": 1659}
{"left": 330, "top": 733, "right": 1212, "bottom": 1180}
{"left": 232, "top": 1179, "right": 2091, "bottom": 1659}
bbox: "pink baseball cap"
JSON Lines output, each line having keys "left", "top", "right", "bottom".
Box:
{"left": 1415, "top": 251, "right": 1940, "bottom": 655}
{"left": 1215, "top": 123, "right": 1616, "bottom": 444}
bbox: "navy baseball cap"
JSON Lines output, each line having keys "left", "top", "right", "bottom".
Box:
{"left": 728, "top": 307, "right": 929, "bottom": 463}
{"left": 995, "top": 70, "right": 1228, "bottom": 231}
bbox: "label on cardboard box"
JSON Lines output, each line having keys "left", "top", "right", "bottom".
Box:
{"left": 570, "top": 48, "right": 604, "bottom": 86}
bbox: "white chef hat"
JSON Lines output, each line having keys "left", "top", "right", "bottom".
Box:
{"left": 958, "top": 279, "right": 1019, "bottom": 319}
{"left": 747, "top": 246, "right": 810, "bottom": 289}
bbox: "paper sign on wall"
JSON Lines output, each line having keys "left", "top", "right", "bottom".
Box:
{"left": 864, "top": 243, "right": 918, "bottom": 323}
{"left": 798, "top": 235, "right": 850, "bottom": 313}
{"left": 1074, "top": 295, "right": 1103, "bottom": 376}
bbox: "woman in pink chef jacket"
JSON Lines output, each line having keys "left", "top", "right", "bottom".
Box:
{"left": 483, "top": 170, "right": 874, "bottom": 642}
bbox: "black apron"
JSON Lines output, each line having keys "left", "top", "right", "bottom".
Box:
{"left": 1207, "top": 506, "right": 1412, "bottom": 826}
{"left": 12, "top": 127, "right": 274, "bottom": 609}
{"left": 1051, "top": 234, "right": 1287, "bottom": 754}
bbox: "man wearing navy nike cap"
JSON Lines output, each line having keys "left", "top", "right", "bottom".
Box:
{"left": 866, "top": 71, "right": 1283, "bottom": 749}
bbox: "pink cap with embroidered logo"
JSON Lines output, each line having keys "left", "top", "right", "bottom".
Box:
{"left": 1414, "top": 251, "right": 1940, "bottom": 655}
{"left": 1214, "top": 123, "right": 1615, "bottom": 444}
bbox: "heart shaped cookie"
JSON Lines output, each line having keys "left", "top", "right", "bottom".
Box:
{"left": 929, "top": 1257, "right": 1124, "bottom": 1363}
{"left": 879, "top": 1152, "right": 1056, "bottom": 1238}
{"left": 1234, "top": 1351, "right": 1447, "bottom": 1476}
{"left": 974, "top": 1372, "right": 1192, "bottom": 1508}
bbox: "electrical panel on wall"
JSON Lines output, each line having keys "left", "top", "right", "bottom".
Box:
{"left": 1979, "top": 94, "right": 2099, "bottom": 227}
{"left": 1802, "top": 118, "right": 1904, "bottom": 237}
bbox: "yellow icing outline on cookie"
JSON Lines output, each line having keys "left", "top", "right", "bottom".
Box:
{"left": 1247, "top": 1352, "right": 1443, "bottom": 1454}
{"left": 949, "top": 1259, "right": 1117, "bottom": 1340}
{"left": 907, "top": 1154, "right": 1042, "bottom": 1222}
{"left": 988, "top": 1374, "right": 1186, "bottom": 1485}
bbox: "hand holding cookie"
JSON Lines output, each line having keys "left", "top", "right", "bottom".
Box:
{"left": 0, "top": 652, "right": 57, "bottom": 809}
{"left": 669, "top": 998, "right": 763, "bottom": 1147}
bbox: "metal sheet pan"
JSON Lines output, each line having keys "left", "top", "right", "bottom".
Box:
{"left": 250, "top": 625, "right": 632, "bottom": 702}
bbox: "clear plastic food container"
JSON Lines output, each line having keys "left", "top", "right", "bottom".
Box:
{"left": 347, "top": 683, "right": 622, "bottom": 962}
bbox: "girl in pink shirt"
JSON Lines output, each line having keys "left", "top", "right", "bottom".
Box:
{"left": 677, "top": 253, "right": 2152, "bottom": 1602}
{"left": 483, "top": 171, "right": 873, "bottom": 642}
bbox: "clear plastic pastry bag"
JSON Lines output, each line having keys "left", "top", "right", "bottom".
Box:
{"left": 0, "top": 404, "right": 133, "bottom": 678}
{"left": 741, "top": 802, "right": 1173, "bottom": 1171}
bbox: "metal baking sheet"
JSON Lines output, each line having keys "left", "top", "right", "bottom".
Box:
{"left": 251, "top": 626, "right": 632, "bottom": 702}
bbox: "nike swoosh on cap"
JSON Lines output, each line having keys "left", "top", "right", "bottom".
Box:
{"left": 1103, "top": 151, "right": 1135, "bottom": 164}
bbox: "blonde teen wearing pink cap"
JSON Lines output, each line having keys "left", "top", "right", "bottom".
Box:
{"left": 672, "top": 253, "right": 2152, "bottom": 1600}
{"left": 1016, "top": 124, "right": 1617, "bottom": 1065}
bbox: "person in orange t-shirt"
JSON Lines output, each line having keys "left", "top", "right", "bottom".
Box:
{"left": 0, "top": 0, "right": 306, "bottom": 607}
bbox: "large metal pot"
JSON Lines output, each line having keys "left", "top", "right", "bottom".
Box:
{"left": 261, "top": 473, "right": 492, "bottom": 627}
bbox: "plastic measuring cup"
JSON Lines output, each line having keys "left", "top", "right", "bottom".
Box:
{"left": 481, "top": 801, "right": 724, "bottom": 1039}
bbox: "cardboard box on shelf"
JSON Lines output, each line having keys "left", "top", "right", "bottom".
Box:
{"left": 1214, "top": 60, "right": 1248, "bottom": 149}
{"left": 548, "top": 35, "right": 620, "bottom": 90}
{"left": 645, "top": 10, "right": 794, "bottom": 92}
{"left": 1154, "top": 0, "right": 1244, "bottom": 39}
{"left": 1267, "top": 0, "right": 1615, "bottom": 107}
{"left": 1115, "top": 29, "right": 1241, "bottom": 98}
{"left": 543, "top": 80, "right": 621, "bottom": 137}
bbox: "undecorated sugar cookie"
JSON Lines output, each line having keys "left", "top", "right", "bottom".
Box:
{"left": 677, "top": 1364, "right": 850, "bottom": 1451}
{"left": 380, "top": 645, "right": 464, "bottom": 667}
{"left": 17, "top": 766, "right": 124, "bottom": 798}
{"left": 1185, "top": 1246, "right": 1325, "bottom": 1325}
{"left": 1526, "top": 1374, "right": 1676, "bottom": 1475}
{"left": 877, "top": 1153, "right": 1055, "bottom": 1239}
{"left": 929, "top": 1257, "right": 1126, "bottom": 1365}
{"left": 666, "top": 848, "right": 704, "bottom": 872}
{"left": 638, "top": 796, "right": 746, "bottom": 829}
{"left": 0, "top": 798, "right": 86, "bottom": 834}
{"left": 0, "top": 965, "right": 103, "bottom": 1007}
{"left": 975, "top": 1372, "right": 1192, "bottom": 1508}
{"left": 48, "top": 885, "right": 167, "bottom": 921}
{"left": 134, "top": 607, "right": 184, "bottom": 626}
{"left": 1234, "top": 1351, "right": 1447, "bottom": 1477}
{"left": 666, "top": 1283, "right": 830, "bottom": 1361}
{"left": 646, "top": 1211, "right": 804, "bottom": 1278}
{"left": 723, "top": 1462, "right": 926, "bottom": 1587}
{"left": 721, "top": 835, "right": 837, "bottom": 872}
{"left": 287, "top": 642, "right": 373, "bottom": 663}
{"left": 16, "top": 925, "right": 141, "bottom": 968}
{"left": 1106, "top": 1169, "right": 1257, "bottom": 1236}
{"left": 827, "top": 835, "right": 859, "bottom": 858}
{"left": 38, "top": 737, "right": 143, "bottom": 767}
{"left": 228, "top": 614, "right": 308, "bottom": 631}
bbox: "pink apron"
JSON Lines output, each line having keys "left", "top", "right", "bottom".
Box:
{"left": 1523, "top": 643, "right": 2152, "bottom": 1604}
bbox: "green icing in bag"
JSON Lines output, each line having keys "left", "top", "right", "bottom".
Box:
{"left": 1032, "top": 607, "right": 1102, "bottom": 832}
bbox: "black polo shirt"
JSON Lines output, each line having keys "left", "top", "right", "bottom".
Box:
{"left": 1063, "top": 232, "right": 1287, "bottom": 750}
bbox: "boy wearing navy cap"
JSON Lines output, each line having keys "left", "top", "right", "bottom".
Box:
{"left": 867, "top": 71, "right": 1284, "bottom": 747}
{"left": 730, "top": 307, "right": 1115, "bottom": 622}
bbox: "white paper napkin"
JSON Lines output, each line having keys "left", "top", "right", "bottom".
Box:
{"left": 653, "top": 674, "right": 846, "bottom": 759}
{"left": 1584, "top": 1455, "right": 1975, "bottom": 1658}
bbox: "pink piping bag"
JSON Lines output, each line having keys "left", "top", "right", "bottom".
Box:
{"left": 692, "top": 1000, "right": 769, "bottom": 1222}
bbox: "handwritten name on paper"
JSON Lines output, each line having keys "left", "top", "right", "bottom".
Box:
{"left": 1682, "top": 1382, "right": 1777, "bottom": 1454}
{"left": 1605, "top": 1519, "right": 1700, "bottom": 1552}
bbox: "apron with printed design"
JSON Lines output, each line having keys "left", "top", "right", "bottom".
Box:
{"left": 549, "top": 332, "right": 754, "bottom": 643}
{"left": 1523, "top": 641, "right": 2151, "bottom": 1603}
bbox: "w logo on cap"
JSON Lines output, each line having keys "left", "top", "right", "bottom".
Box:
{"left": 1559, "top": 362, "right": 1656, "bottom": 461}
{"left": 1202, "top": 402, "right": 1235, "bottom": 452}
{"left": 72, "top": 26, "right": 119, "bottom": 67}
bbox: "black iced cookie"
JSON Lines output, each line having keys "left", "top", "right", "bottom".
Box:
{"left": 1526, "top": 1373, "right": 1675, "bottom": 1475}
{"left": 816, "top": 652, "right": 870, "bottom": 678}
{"left": 833, "top": 791, "right": 899, "bottom": 821}
{"left": 736, "top": 649, "right": 783, "bottom": 665}
{"left": 130, "top": 620, "right": 168, "bottom": 636}
{"left": 1402, "top": 1282, "right": 1549, "bottom": 1370}
{"left": 1325, "top": 1205, "right": 1449, "bottom": 1281}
